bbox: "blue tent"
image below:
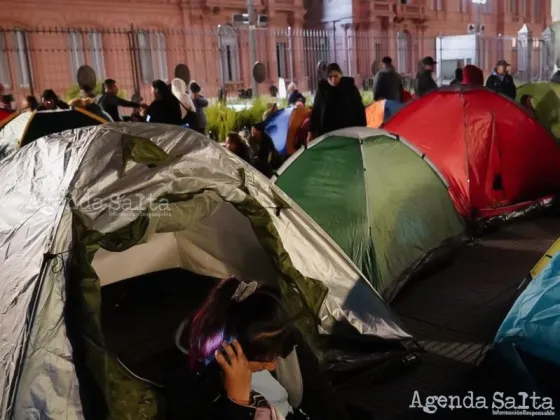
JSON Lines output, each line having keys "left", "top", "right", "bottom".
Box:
{"left": 495, "top": 249, "right": 560, "bottom": 368}
{"left": 384, "top": 100, "right": 405, "bottom": 121}
{"left": 262, "top": 107, "right": 294, "bottom": 156}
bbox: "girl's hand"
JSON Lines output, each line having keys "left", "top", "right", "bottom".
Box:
{"left": 215, "top": 340, "right": 252, "bottom": 405}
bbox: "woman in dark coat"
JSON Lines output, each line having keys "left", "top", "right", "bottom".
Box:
{"left": 144, "top": 80, "right": 182, "bottom": 125}
{"left": 164, "top": 277, "right": 351, "bottom": 420}
{"left": 309, "top": 63, "right": 366, "bottom": 139}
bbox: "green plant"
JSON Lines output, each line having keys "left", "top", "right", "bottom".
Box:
{"left": 65, "top": 83, "right": 127, "bottom": 102}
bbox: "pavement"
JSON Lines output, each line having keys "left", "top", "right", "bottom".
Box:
{"left": 338, "top": 215, "right": 560, "bottom": 420}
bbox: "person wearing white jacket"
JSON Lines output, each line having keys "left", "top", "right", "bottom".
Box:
{"left": 171, "top": 78, "right": 197, "bottom": 127}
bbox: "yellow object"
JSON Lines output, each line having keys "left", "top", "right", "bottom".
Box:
{"left": 366, "top": 100, "right": 386, "bottom": 128}
{"left": 530, "top": 238, "right": 560, "bottom": 279}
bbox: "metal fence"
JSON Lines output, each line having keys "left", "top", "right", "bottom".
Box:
{"left": 0, "top": 25, "right": 556, "bottom": 103}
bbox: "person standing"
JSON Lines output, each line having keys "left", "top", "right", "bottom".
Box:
{"left": 415, "top": 57, "right": 438, "bottom": 97}
{"left": 372, "top": 56, "right": 404, "bottom": 102}
{"left": 143, "top": 80, "right": 182, "bottom": 125}
{"left": 98, "top": 79, "right": 142, "bottom": 122}
{"left": 189, "top": 81, "right": 209, "bottom": 135}
{"left": 485, "top": 60, "right": 517, "bottom": 100}
{"left": 309, "top": 62, "right": 366, "bottom": 139}
{"left": 450, "top": 68, "right": 463, "bottom": 86}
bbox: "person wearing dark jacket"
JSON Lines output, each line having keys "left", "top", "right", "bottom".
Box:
{"left": 310, "top": 62, "right": 366, "bottom": 139}
{"left": 450, "top": 68, "right": 463, "bottom": 86}
{"left": 36, "top": 89, "right": 70, "bottom": 111}
{"left": 415, "top": 56, "right": 438, "bottom": 97}
{"left": 372, "top": 56, "right": 404, "bottom": 101}
{"left": 287, "top": 83, "right": 304, "bottom": 106}
{"left": 189, "top": 81, "right": 209, "bottom": 134}
{"left": 143, "top": 80, "right": 182, "bottom": 125}
{"left": 461, "top": 64, "right": 484, "bottom": 86}
{"left": 485, "top": 60, "right": 517, "bottom": 100}
{"left": 164, "top": 277, "right": 351, "bottom": 420}
{"left": 551, "top": 70, "right": 560, "bottom": 84}
{"left": 98, "top": 79, "right": 142, "bottom": 122}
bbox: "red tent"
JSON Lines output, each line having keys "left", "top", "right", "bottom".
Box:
{"left": 0, "top": 109, "right": 12, "bottom": 123}
{"left": 384, "top": 86, "right": 560, "bottom": 220}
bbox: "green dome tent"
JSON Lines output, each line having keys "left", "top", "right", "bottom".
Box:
{"left": 0, "top": 123, "right": 414, "bottom": 419}
{"left": 274, "top": 127, "right": 466, "bottom": 302}
{"left": 516, "top": 82, "right": 560, "bottom": 138}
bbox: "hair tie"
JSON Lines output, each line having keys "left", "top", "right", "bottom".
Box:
{"left": 232, "top": 281, "right": 258, "bottom": 303}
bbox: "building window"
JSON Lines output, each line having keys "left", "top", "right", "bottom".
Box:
{"left": 520, "top": 0, "right": 526, "bottom": 15}
{"left": 88, "top": 31, "right": 105, "bottom": 79}
{"left": 458, "top": 0, "right": 468, "bottom": 13}
{"left": 69, "top": 31, "right": 85, "bottom": 83}
{"left": 276, "top": 42, "right": 288, "bottom": 79}
{"left": 533, "top": 0, "right": 541, "bottom": 18}
{"left": 509, "top": 0, "right": 518, "bottom": 14}
{"left": 482, "top": 0, "right": 492, "bottom": 13}
{"left": 220, "top": 32, "right": 241, "bottom": 82}
{"left": 0, "top": 33, "right": 10, "bottom": 87}
{"left": 13, "top": 30, "right": 32, "bottom": 88}
{"left": 137, "top": 31, "right": 169, "bottom": 83}
{"left": 431, "top": 0, "right": 443, "bottom": 10}
{"left": 397, "top": 31, "right": 411, "bottom": 74}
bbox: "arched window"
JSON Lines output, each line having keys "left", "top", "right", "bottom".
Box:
{"left": 68, "top": 30, "right": 85, "bottom": 82}
{"left": 218, "top": 25, "right": 240, "bottom": 82}
{"left": 397, "top": 31, "right": 411, "bottom": 74}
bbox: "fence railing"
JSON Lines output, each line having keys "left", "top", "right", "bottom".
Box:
{"left": 0, "top": 24, "right": 556, "bottom": 103}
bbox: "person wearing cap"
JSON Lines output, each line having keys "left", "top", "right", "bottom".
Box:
{"left": 372, "top": 56, "right": 404, "bottom": 102}
{"left": 309, "top": 62, "right": 366, "bottom": 139}
{"left": 415, "top": 56, "right": 438, "bottom": 97}
{"left": 485, "top": 60, "right": 516, "bottom": 100}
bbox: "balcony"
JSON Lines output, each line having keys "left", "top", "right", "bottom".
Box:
{"left": 204, "top": 0, "right": 264, "bottom": 10}
{"left": 372, "top": 0, "right": 394, "bottom": 17}
{"left": 395, "top": 3, "right": 426, "bottom": 22}
{"left": 272, "top": 0, "right": 302, "bottom": 11}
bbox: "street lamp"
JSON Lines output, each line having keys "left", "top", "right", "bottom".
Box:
{"left": 472, "top": 0, "right": 486, "bottom": 66}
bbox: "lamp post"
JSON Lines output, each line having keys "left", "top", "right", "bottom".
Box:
{"left": 472, "top": 0, "right": 486, "bottom": 66}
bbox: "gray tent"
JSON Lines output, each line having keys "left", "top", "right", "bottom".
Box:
{"left": 0, "top": 123, "right": 412, "bottom": 419}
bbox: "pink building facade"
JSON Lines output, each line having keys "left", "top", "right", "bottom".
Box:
{"left": 0, "top": 0, "right": 308, "bottom": 102}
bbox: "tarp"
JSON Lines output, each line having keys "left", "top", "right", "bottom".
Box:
{"left": 0, "top": 123, "right": 413, "bottom": 419}
{"left": 0, "top": 108, "right": 107, "bottom": 150}
{"left": 365, "top": 100, "right": 404, "bottom": 128}
{"left": 384, "top": 86, "right": 560, "bottom": 221}
{"left": 495, "top": 249, "right": 560, "bottom": 369}
{"left": 274, "top": 127, "right": 466, "bottom": 302}
{"left": 516, "top": 82, "right": 560, "bottom": 138}
{"left": 263, "top": 107, "right": 312, "bottom": 156}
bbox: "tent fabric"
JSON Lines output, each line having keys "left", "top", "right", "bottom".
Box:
{"left": 384, "top": 86, "right": 560, "bottom": 221}
{"left": 0, "top": 108, "right": 12, "bottom": 123}
{"left": 263, "top": 107, "right": 311, "bottom": 156}
{"left": 530, "top": 238, "right": 560, "bottom": 280}
{"left": 516, "top": 82, "right": 560, "bottom": 138}
{"left": 495, "top": 249, "right": 560, "bottom": 369}
{"left": 0, "top": 123, "right": 413, "bottom": 419}
{"left": 365, "top": 100, "right": 404, "bottom": 128}
{"left": 274, "top": 127, "right": 465, "bottom": 301}
{"left": 0, "top": 108, "right": 107, "bottom": 151}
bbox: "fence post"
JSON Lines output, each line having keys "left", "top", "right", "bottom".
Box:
{"left": 541, "top": 26, "right": 554, "bottom": 81}
{"left": 128, "top": 24, "right": 141, "bottom": 97}
{"left": 343, "top": 24, "right": 350, "bottom": 75}
{"left": 517, "top": 24, "right": 532, "bottom": 82}
{"left": 287, "top": 26, "right": 294, "bottom": 82}
{"left": 22, "top": 29, "right": 34, "bottom": 96}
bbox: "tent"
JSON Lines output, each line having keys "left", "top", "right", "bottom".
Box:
{"left": 0, "top": 108, "right": 107, "bottom": 151}
{"left": 0, "top": 123, "right": 415, "bottom": 419}
{"left": 365, "top": 100, "right": 405, "bottom": 128}
{"left": 384, "top": 86, "right": 560, "bottom": 221}
{"left": 516, "top": 82, "right": 560, "bottom": 138}
{"left": 262, "top": 106, "right": 311, "bottom": 156}
{"left": 273, "top": 127, "right": 466, "bottom": 302}
{"left": 0, "top": 108, "right": 12, "bottom": 123}
{"left": 484, "top": 243, "right": 560, "bottom": 402}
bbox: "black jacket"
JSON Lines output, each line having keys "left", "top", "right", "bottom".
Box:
{"left": 36, "top": 100, "right": 70, "bottom": 111}
{"left": 373, "top": 67, "right": 404, "bottom": 102}
{"left": 98, "top": 93, "right": 139, "bottom": 122}
{"left": 415, "top": 70, "right": 438, "bottom": 97}
{"left": 310, "top": 77, "right": 366, "bottom": 137}
{"left": 146, "top": 98, "right": 182, "bottom": 125}
{"left": 164, "top": 328, "right": 349, "bottom": 420}
{"left": 552, "top": 70, "right": 560, "bottom": 84}
{"left": 485, "top": 73, "right": 517, "bottom": 100}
